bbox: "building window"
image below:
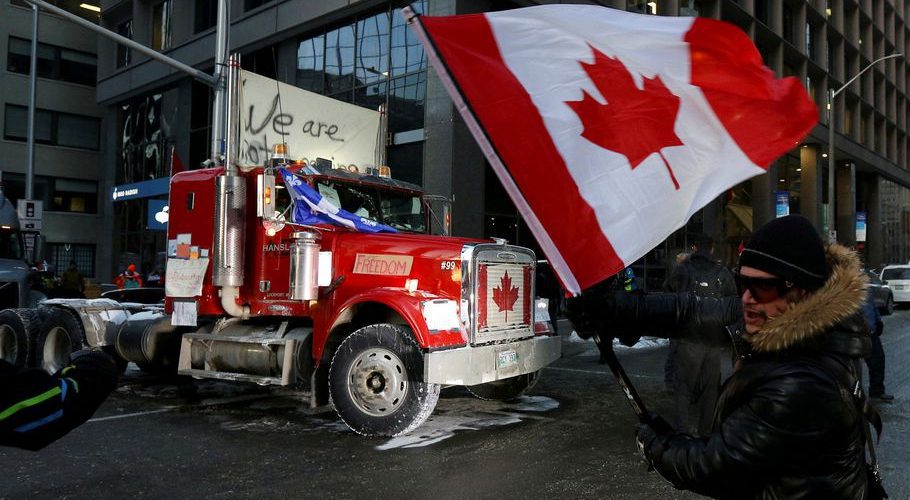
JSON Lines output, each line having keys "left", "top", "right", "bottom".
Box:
{"left": 679, "top": 0, "right": 707, "bottom": 16}
{"left": 4, "top": 104, "right": 100, "bottom": 151}
{"left": 11, "top": 0, "right": 100, "bottom": 23}
{"left": 1, "top": 173, "right": 99, "bottom": 214}
{"left": 194, "top": 0, "right": 217, "bottom": 33}
{"left": 7, "top": 36, "right": 97, "bottom": 86}
{"left": 806, "top": 22, "right": 816, "bottom": 60}
{"left": 47, "top": 243, "right": 96, "bottom": 278}
{"left": 783, "top": 5, "right": 794, "bottom": 44}
{"left": 755, "top": 0, "right": 769, "bottom": 25}
{"left": 151, "top": 1, "right": 173, "bottom": 52}
{"left": 116, "top": 19, "right": 133, "bottom": 68}
{"left": 119, "top": 91, "right": 180, "bottom": 184}
{"left": 244, "top": 0, "right": 273, "bottom": 11}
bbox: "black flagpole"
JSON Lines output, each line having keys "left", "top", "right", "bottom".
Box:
{"left": 592, "top": 334, "right": 651, "bottom": 423}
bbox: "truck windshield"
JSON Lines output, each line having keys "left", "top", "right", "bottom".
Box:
{"left": 0, "top": 229, "right": 23, "bottom": 260}
{"left": 315, "top": 179, "right": 426, "bottom": 233}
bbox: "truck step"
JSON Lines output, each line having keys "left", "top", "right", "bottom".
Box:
{"left": 177, "top": 334, "right": 297, "bottom": 387}
{"left": 177, "top": 368, "right": 287, "bottom": 386}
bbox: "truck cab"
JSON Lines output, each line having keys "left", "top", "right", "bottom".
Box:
{"left": 161, "top": 163, "right": 561, "bottom": 436}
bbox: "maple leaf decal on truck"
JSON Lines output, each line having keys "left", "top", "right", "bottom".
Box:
{"left": 567, "top": 45, "right": 683, "bottom": 190}
{"left": 492, "top": 271, "right": 519, "bottom": 323}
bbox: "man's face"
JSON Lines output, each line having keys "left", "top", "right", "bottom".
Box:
{"left": 736, "top": 266, "right": 796, "bottom": 334}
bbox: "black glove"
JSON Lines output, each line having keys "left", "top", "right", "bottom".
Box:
{"left": 59, "top": 350, "right": 119, "bottom": 413}
{"left": 564, "top": 292, "right": 610, "bottom": 340}
{"left": 636, "top": 412, "right": 674, "bottom": 469}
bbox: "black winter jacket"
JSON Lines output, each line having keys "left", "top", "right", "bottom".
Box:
{"left": 641, "top": 244, "right": 874, "bottom": 499}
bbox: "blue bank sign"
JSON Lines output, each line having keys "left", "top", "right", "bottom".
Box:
{"left": 112, "top": 177, "right": 170, "bottom": 202}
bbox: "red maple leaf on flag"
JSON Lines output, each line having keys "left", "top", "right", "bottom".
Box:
{"left": 567, "top": 45, "right": 683, "bottom": 190}
{"left": 492, "top": 271, "right": 519, "bottom": 323}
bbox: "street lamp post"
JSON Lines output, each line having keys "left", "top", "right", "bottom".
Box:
{"left": 826, "top": 53, "right": 903, "bottom": 243}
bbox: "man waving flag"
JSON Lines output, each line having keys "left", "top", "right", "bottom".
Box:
{"left": 404, "top": 5, "right": 817, "bottom": 294}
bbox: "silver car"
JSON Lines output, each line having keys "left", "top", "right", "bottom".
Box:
{"left": 865, "top": 270, "right": 894, "bottom": 315}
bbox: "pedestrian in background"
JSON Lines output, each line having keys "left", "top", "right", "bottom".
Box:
{"left": 662, "top": 234, "right": 736, "bottom": 436}
{"left": 633, "top": 215, "right": 882, "bottom": 499}
{"left": 862, "top": 284, "right": 893, "bottom": 402}
{"left": 60, "top": 260, "right": 85, "bottom": 298}
{"left": 115, "top": 264, "right": 143, "bottom": 290}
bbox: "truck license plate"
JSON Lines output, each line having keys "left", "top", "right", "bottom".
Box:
{"left": 497, "top": 350, "right": 518, "bottom": 368}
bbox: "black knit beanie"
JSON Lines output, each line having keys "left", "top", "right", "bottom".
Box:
{"left": 738, "top": 215, "right": 828, "bottom": 290}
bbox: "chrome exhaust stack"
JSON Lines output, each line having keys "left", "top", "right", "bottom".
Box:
{"left": 212, "top": 53, "right": 249, "bottom": 318}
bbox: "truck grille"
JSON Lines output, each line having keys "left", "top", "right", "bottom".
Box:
{"left": 0, "top": 282, "right": 19, "bottom": 309}
{"left": 463, "top": 244, "right": 535, "bottom": 345}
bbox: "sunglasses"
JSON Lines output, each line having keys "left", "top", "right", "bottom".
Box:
{"left": 733, "top": 270, "right": 794, "bottom": 304}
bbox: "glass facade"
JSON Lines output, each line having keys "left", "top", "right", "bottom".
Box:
{"left": 295, "top": 1, "right": 427, "bottom": 185}
{"left": 117, "top": 89, "right": 179, "bottom": 184}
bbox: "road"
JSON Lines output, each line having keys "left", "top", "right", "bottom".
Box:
{"left": 1, "top": 313, "right": 909, "bottom": 499}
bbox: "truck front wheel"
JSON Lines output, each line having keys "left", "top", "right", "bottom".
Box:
{"left": 466, "top": 371, "right": 541, "bottom": 401}
{"left": 329, "top": 323, "right": 440, "bottom": 437}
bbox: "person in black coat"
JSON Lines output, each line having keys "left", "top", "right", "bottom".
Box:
{"left": 663, "top": 234, "right": 737, "bottom": 436}
{"left": 1, "top": 350, "right": 119, "bottom": 451}
{"left": 569, "top": 215, "right": 880, "bottom": 499}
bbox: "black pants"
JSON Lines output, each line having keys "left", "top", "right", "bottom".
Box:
{"left": 671, "top": 339, "right": 722, "bottom": 436}
{"left": 866, "top": 334, "right": 886, "bottom": 396}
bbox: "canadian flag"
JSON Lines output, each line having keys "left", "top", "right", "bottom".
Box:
{"left": 406, "top": 6, "right": 817, "bottom": 294}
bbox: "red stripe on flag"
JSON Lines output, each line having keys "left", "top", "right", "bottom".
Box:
{"left": 421, "top": 14, "right": 624, "bottom": 291}
{"left": 685, "top": 18, "right": 817, "bottom": 168}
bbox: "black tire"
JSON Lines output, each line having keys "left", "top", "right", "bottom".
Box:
{"left": 883, "top": 295, "right": 895, "bottom": 316}
{"left": 466, "top": 371, "right": 541, "bottom": 401}
{"left": 33, "top": 308, "right": 85, "bottom": 374}
{"left": 329, "top": 323, "right": 440, "bottom": 437}
{"left": 0, "top": 309, "right": 42, "bottom": 369}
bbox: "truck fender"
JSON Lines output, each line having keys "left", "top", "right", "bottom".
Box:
{"left": 321, "top": 288, "right": 465, "bottom": 361}
{"left": 40, "top": 298, "right": 134, "bottom": 348}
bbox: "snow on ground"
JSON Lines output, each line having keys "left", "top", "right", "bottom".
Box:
{"left": 567, "top": 331, "right": 669, "bottom": 350}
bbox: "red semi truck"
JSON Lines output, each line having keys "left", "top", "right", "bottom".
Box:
{"left": 0, "top": 58, "right": 561, "bottom": 437}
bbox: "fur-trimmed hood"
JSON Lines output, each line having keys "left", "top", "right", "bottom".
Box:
{"left": 745, "top": 244, "right": 868, "bottom": 353}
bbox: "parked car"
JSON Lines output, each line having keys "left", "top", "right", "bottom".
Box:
{"left": 879, "top": 265, "right": 910, "bottom": 309}
{"left": 864, "top": 270, "right": 894, "bottom": 315}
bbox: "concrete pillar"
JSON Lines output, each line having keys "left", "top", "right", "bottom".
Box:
{"left": 99, "top": 108, "right": 119, "bottom": 282}
{"left": 421, "top": 0, "right": 488, "bottom": 238}
{"left": 752, "top": 165, "right": 776, "bottom": 230}
{"left": 836, "top": 162, "right": 856, "bottom": 247}
{"left": 865, "top": 176, "right": 883, "bottom": 268}
{"left": 799, "top": 145, "right": 822, "bottom": 227}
